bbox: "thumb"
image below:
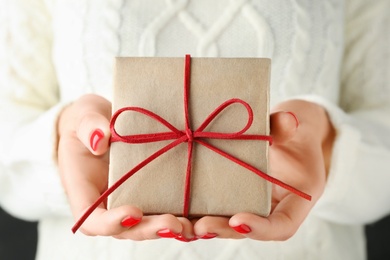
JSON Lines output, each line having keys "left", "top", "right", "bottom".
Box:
{"left": 270, "top": 111, "right": 299, "bottom": 145}
{"left": 77, "top": 112, "right": 111, "bottom": 155}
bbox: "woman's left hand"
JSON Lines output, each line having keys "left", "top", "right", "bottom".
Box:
{"left": 193, "top": 100, "right": 335, "bottom": 240}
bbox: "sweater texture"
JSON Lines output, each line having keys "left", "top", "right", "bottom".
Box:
{"left": 1, "top": 0, "right": 389, "bottom": 259}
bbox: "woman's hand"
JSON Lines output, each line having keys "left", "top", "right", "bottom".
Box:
{"left": 57, "top": 94, "right": 195, "bottom": 241}
{"left": 193, "top": 100, "right": 335, "bottom": 240}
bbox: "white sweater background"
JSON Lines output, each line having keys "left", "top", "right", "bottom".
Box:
{"left": 0, "top": 0, "right": 389, "bottom": 259}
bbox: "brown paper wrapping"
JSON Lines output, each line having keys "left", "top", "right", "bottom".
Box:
{"left": 108, "top": 56, "right": 272, "bottom": 217}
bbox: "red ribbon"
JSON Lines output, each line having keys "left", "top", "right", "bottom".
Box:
{"left": 72, "top": 55, "right": 311, "bottom": 233}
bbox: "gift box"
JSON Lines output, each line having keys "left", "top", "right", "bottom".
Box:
{"left": 107, "top": 55, "right": 272, "bottom": 218}
{"left": 70, "top": 56, "right": 311, "bottom": 233}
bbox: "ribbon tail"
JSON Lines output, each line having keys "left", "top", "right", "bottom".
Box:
{"left": 195, "top": 139, "right": 312, "bottom": 201}
{"left": 72, "top": 137, "right": 187, "bottom": 233}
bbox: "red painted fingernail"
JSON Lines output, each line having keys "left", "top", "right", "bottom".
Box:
{"left": 120, "top": 216, "right": 141, "bottom": 228}
{"left": 199, "top": 233, "right": 218, "bottom": 239}
{"left": 232, "top": 224, "right": 251, "bottom": 234}
{"left": 90, "top": 129, "right": 104, "bottom": 151}
{"left": 175, "top": 234, "right": 198, "bottom": 242}
{"left": 156, "top": 228, "right": 178, "bottom": 238}
{"left": 286, "top": 111, "right": 299, "bottom": 128}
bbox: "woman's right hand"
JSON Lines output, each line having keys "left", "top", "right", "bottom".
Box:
{"left": 57, "top": 94, "right": 195, "bottom": 241}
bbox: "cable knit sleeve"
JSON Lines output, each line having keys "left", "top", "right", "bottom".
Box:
{"left": 308, "top": 0, "right": 390, "bottom": 224}
{"left": 0, "top": 0, "right": 71, "bottom": 220}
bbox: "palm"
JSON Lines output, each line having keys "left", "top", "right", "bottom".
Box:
{"left": 269, "top": 137, "right": 326, "bottom": 218}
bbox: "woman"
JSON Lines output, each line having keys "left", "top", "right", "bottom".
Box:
{"left": 0, "top": 0, "right": 389, "bottom": 259}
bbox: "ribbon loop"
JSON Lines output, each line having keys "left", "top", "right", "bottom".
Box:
{"left": 110, "top": 106, "right": 183, "bottom": 144}
{"left": 195, "top": 98, "right": 254, "bottom": 136}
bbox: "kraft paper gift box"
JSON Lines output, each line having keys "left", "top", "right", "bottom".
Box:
{"left": 108, "top": 56, "right": 272, "bottom": 217}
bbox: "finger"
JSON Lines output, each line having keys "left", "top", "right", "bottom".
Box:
{"left": 62, "top": 94, "right": 111, "bottom": 156}
{"left": 229, "top": 193, "right": 312, "bottom": 241}
{"left": 77, "top": 112, "right": 111, "bottom": 155}
{"left": 270, "top": 111, "right": 299, "bottom": 144}
{"left": 114, "top": 214, "right": 184, "bottom": 240}
{"left": 174, "top": 217, "right": 197, "bottom": 242}
{"left": 78, "top": 206, "right": 143, "bottom": 236}
{"left": 194, "top": 216, "right": 243, "bottom": 239}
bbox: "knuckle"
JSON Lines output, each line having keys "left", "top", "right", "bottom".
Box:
{"left": 158, "top": 214, "right": 177, "bottom": 225}
{"left": 276, "top": 228, "right": 296, "bottom": 241}
{"left": 198, "top": 216, "right": 214, "bottom": 226}
{"left": 79, "top": 227, "right": 96, "bottom": 237}
{"left": 194, "top": 216, "right": 220, "bottom": 233}
{"left": 100, "top": 226, "right": 117, "bottom": 236}
{"left": 113, "top": 234, "right": 126, "bottom": 240}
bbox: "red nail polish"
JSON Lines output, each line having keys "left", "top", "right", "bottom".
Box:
{"left": 156, "top": 228, "right": 178, "bottom": 238}
{"left": 90, "top": 129, "right": 104, "bottom": 151}
{"left": 232, "top": 224, "right": 251, "bottom": 234}
{"left": 286, "top": 111, "right": 299, "bottom": 128}
{"left": 199, "top": 233, "right": 218, "bottom": 239}
{"left": 120, "top": 216, "right": 141, "bottom": 228}
{"left": 175, "top": 234, "right": 197, "bottom": 242}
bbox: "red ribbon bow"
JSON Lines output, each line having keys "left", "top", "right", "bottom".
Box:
{"left": 72, "top": 55, "right": 311, "bottom": 233}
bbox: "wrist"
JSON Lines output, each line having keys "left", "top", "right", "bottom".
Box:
{"left": 319, "top": 109, "right": 336, "bottom": 176}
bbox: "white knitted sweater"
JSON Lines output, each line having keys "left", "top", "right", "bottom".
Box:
{"left": 0, "top": 0, "right": 389, "bottom": 259}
